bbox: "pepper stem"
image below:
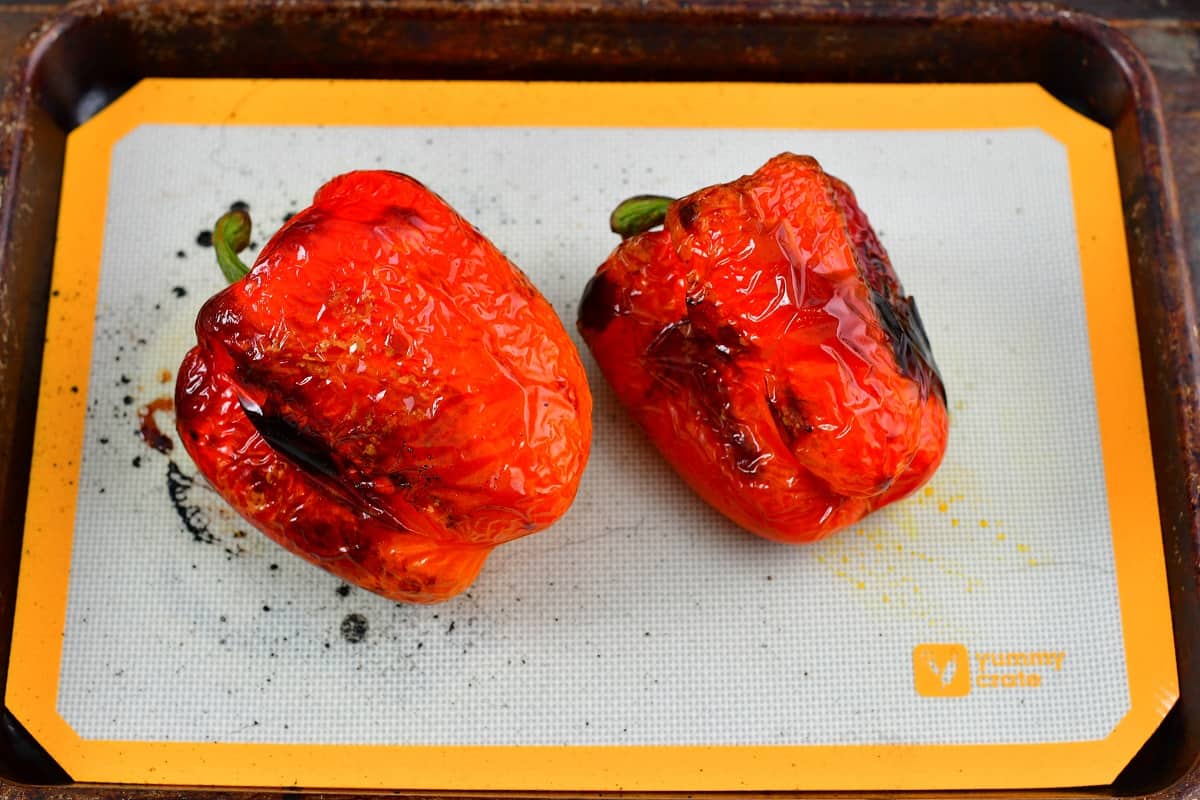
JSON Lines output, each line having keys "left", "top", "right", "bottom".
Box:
{"left": 214, "top": 209, "right": 252, "bottom": 284}
{"left": 609, "top": 195, "right": 674, "bottom": 239}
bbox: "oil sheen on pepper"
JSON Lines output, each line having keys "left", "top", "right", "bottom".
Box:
{"left": 176, "top": 171, "right": 593, "bottom": 603}
{"left": 579, "top": 153, "right": 947, "bottom": 543}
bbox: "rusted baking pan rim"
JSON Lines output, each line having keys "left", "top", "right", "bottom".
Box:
{"left": 0, "top": 1, "right": 1194, "bottom": 798}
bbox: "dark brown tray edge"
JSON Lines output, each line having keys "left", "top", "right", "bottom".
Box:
{"left": 0, "top": 1, "right": 1197, "bottom": 798}
{"left": 1077, "top": 15, "right": 1200, "bottom": 800}
{"left": 0, "top": 0, "right": 69, "bottom": 765}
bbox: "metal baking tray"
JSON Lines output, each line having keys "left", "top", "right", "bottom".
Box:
{"left": 0, "top": 0, "right": 1195, "bottom": 798}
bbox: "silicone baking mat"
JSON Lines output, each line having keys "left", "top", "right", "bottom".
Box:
{"left": 5, "top": 80, "right": 1176, "bottom": 791}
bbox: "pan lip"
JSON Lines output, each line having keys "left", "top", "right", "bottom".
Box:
{"left": 0, "top": 1, "right": 1194, "bottom": 796}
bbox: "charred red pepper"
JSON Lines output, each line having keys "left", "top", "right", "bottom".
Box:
{"left": 579, "top": 154, "right": 947, "bottom": 543}
{"left": 176, "top": 171, "right": 592, "bottom": 603}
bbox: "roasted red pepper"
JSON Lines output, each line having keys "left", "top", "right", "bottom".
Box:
{"left": 578, "top": 154, "right": 947, "bottom": 543}
{"left": 176, "top": 171, "right": 592, "bottom": 603}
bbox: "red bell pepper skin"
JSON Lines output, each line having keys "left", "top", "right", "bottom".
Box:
{"left": 177, "top": 171, "right": 592, "bottom": 603}
{"left": 578, "top": 154, "right": 947, "bottom": 543}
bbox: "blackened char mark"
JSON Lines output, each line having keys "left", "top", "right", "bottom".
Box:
{"left": 240, "top": 401, "right": 413, "bottom": 532}
{"left": 678, "top": 200, "right": 698, "bottom": 231}
{"left": 767, "top": 388, "right": 814, "bottom": 449}
{"left": 867, "top": 288, "right": 945, "bottom": 403}
{"left": 645, "top": 318, "right": 765, "bottom": 475}
{"left": 829, "top": 176, "right": 945, "bottom": 401}
{"left": 242, "top": 404, "right": 342, "bottom": 482}
{"left": 578, "top": 272, "right": 623, "bottom": 334}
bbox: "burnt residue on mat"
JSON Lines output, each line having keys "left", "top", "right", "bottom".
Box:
{"left": 167, "top": 460, "right": 214, "bottom": 544}
{"left": 340, "top": 614, "right": 369, "bottom": 644}
{"left": 132, "top": 393, "right": 216, "bottom": 546}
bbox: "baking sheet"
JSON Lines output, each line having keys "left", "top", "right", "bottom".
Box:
{"left": 5, "top": 80, "right": 1176, "bottom": 791}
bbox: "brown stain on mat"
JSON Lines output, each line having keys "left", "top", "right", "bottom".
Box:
{"left": 137, "top": 396, "right": 175, "bottom": 454}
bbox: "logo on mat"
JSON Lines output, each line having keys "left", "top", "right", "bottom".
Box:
{"left": 913, "top": 643, "right": 971, "bottom": 697}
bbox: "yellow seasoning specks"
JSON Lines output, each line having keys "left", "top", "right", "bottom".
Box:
{"left": 997, "top": 532, "right": 1006, "bottom": 541}
{"left": 951, "top": 518, "right": 960, "bottom": 527}
{"left": 979, "top": 519, "right": 989, "bottom": 528}
{"left": 1017, "top": 543, "right": 1029, "bottom": 553}
{"left": 809, "top": 497, "right": 985, "bottom": 638}
{"left": 1028, "top": 558, "right": 1038, "bottom": 567}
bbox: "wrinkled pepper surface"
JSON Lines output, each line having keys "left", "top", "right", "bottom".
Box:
{"left": 578, "top": 154, "right": 947, "bottom": 543}
{"left": 177, "top": 171, "right": 592, "bottom": 603}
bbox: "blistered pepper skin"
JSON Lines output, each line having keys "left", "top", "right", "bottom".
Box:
{"left": 177, "top": 171, "right": 592, "bottom": 603}
{"left": 579, "top": 154, "right": 946, "bottom": 543}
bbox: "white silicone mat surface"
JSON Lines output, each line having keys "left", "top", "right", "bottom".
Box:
{"left": 57, "top": 123, "right": 1123, "bottom": 747}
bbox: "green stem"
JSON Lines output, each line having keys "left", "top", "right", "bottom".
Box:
{"left": 214, "top": 209, "right": 252, "bottom": 283}
{"left": 609, "top": 195, "right": 674, "bottom": 239}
